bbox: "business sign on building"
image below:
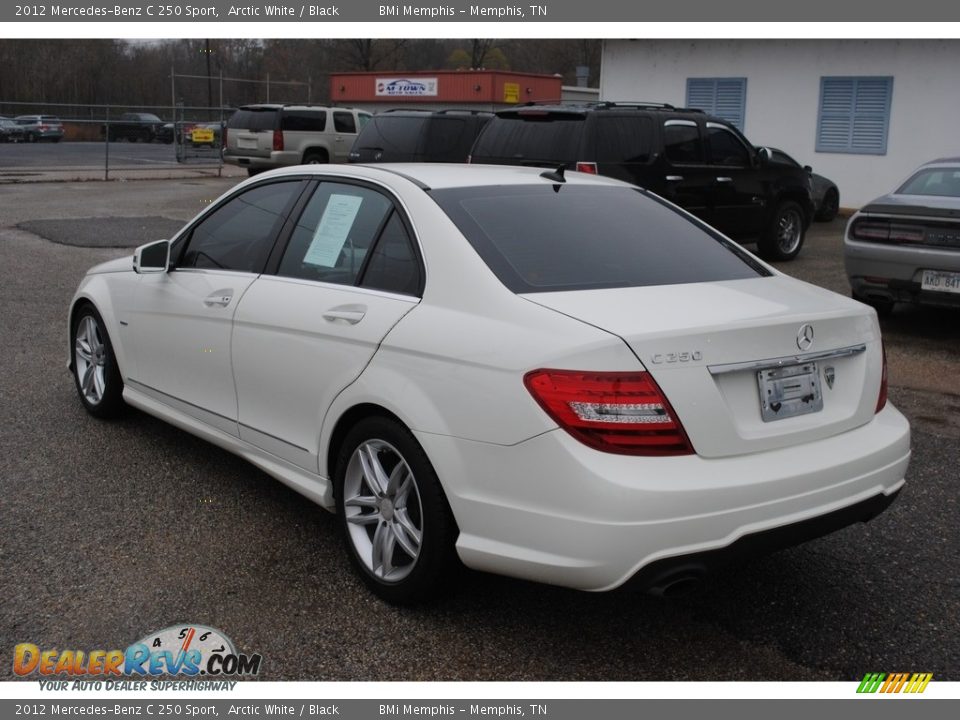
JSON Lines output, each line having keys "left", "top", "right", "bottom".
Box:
{"left": 375, "top": 77, "right": 439, "bottom": 97}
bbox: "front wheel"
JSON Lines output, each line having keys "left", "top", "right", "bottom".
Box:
{"left": 757, "top": 200, "right": 806, "bottom": 261}
{"left": 71, "top": 305, "right": 125, "bottom": 418}
{"left": 334, "top": 416, "right": 458, "bottom": 604}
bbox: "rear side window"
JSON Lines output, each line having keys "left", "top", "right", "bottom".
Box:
{"left": 334, "top": 112, "right": 357, "bottom": 134}
{"left": 227, "top": 109, "right": 277, "bottom": 131}
{"left": 278, "top": 183, "right": 392, "bottom": 286}
{"left": 432, "top": 184, "right": 767, "bottom": 293}
{"left": 596, "top": 116, "right": 654, "bottom": 163}
{"left": 663, "top": 122, "right": 704, "bottom": 164}
{"left": 472, "top": 114, "right": 584, "bottom": 164}
{"left": 360, "top": 213, "right": 422, "bottom": 295}
{"left": 281, "top": 111, "right": 327, "bottom": 132}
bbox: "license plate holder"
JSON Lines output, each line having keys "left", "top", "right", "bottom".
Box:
{"left": 921, "top": 269, "right": 960, "bottom": 294}
{"left": 757, "top": 362, "right": 823, "bottom": 422}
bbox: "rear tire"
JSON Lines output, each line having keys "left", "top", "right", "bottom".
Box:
{"left": 334, "top": 416, "right": 458, "bottom": 604}
{"left": 71, "top": 304, "right": 125, "bottom": 418}
{"left": 757, "top": 200, "right": 806, "bottom": 261}
{"left": 303, "top": 150, "right": 328, "bottom": 165}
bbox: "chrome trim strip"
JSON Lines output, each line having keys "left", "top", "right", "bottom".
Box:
{"left": 707, "top": 344, "right": 867, "bottom": 376}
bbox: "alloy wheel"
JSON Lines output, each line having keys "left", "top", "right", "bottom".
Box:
{"left": 74, "top": 315, "right": 107, "bottom": 405}
{"left": 342, "top": 439, "right": 424, "bottom": 582}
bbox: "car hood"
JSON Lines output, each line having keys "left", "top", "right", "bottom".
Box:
{"left": 861, "top": 192, "right": 960, "bottom": 217}
{"left": 87, "top": 256, "right": 133, "bottom": 275}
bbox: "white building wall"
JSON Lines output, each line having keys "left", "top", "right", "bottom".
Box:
{"left": 601, "top": 40, "right": 960, "bottom": 207}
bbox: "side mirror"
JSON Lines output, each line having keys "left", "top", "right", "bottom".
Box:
{"left": 134, "top": 239, "right": 170, "bottom": 274}
{"left": 803, "top": 164, "right": 813, "bottom": 174}
{"left": 755, "top": 146, "right": 772, "bottom": 166}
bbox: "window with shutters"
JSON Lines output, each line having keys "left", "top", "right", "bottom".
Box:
{"left": 816, "top": 77, "right": 893, "bottom": 155}
{"left": 685, "top": 78, "right": 747, "bottom": 131}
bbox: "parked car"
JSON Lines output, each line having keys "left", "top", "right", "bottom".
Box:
{"left": 68, "top": 163, "right": 908, "bottom": 603}
{"left": 349, "top": 109, "right": 492, "bottom": 163}
{"left": 845, "top": 157, "right": 960, "bottom": 314}
{"left": 15, "top": 115, "right": 64, "bottom": 142}
{"left": 223, "top": 104, "right": 371, "bottom": 176}
{"left": 768, "top": 147, "right": 840, "bottom": 222}
{"left": 469, "top": 102, "right": 815, "bottom": 261}
{"left": 187, "top": 122, "right": 224, "bottom": 148}
{"left": 106, "top": 113, "right": 174, "bottom": 143}
{"left": 0, "top": 117, "right": 26, "bottom": 143}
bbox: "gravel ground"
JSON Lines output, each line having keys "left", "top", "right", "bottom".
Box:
{"left": 0, "top": 180, "right": 957, "bottom": 681}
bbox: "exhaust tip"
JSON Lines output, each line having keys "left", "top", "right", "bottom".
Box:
{"left": 646, "top": 565, "right": 706, "bottom": 598}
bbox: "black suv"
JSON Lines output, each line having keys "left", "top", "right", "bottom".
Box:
{"left": 469, "top": 102, "right": 814, "bottom": 261}
{"left": 349, "top": 109, "right": 492, "bottom": 164}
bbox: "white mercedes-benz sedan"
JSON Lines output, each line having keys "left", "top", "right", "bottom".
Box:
{"left": 68, "top": 164, "right": 910, "bottom": 603}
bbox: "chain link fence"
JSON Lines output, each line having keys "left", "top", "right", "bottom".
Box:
{"left": 0, "top": 101, "right": 235, "bottom": 179}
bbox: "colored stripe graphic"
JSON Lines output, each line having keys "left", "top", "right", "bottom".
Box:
{"left": 857, "top": 672, "right": 932, "bottom": 693}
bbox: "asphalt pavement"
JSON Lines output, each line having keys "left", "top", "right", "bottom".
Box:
{"left": 0, "top": 178, "right": 957, "bottom": 681}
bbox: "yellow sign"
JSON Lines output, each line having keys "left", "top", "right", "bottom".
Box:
{"left": 504, "top": 82, "right": 520, "bottom": 104}
{"left": 191, "top": 128, "right": 215, "bottom": 144}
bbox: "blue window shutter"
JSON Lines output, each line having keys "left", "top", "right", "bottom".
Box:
{"left": 817, "top": 77, "right": 892, "bottom": 155}
{"left": 685, "top": 78, "right": 747, "bottom": 131}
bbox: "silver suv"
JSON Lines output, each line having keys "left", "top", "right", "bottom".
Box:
{"left": 224, "top": 104, "right": 371, "bottom": 176}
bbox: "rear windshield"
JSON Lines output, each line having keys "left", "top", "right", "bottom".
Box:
{"left": 227, "top": 108, "right": 278, "bottom": 131}
{"left": 471, "top": 114, "right": 584, "bottom": 164}
{"left": 432, "top": 184, "right": 768, "bottom": 293}
{"left": 897, "top": 167, "right": 960, "bottom": 197}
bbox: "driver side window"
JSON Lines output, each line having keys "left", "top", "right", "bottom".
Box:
{"left": 179, "top": 181, "right": 302, "bottom": 272}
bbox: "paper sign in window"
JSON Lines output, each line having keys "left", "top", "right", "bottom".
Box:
{"left": 303, "top": 194, "right": 364, "bottom": 267}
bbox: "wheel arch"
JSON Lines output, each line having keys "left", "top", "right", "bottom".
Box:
{"left": 300, "top": 146, "right": 330, "bottom": 163}
{"left": 324, "top": 402, "right": 407, "bottom": 484}
{"left": 773, "top": 189, "right": 814, "bottom": 227}
{"left": 67, "top": 283, "right": 130, "bottom": 380}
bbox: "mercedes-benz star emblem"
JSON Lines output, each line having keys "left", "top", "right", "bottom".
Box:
{"left": 797, "top": 323, "right": 815, "bottom": 351}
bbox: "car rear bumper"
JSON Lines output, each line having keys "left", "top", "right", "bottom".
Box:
{"left": 417, "top": 402, "right": 910, "bottom": 592}
{"left": 845, "top": 237, "right": 960, "bottom": 307}
{"left": 223, "top": 151, "right": 300, "bottom": 170}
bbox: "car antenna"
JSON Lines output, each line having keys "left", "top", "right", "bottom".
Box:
{"left": 540, "top": 165, "right": 566, "bottom": 184}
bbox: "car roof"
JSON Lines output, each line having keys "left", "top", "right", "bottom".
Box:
{"left": 257, "top": 162, "right": 636, "bottom": 191}
{"left": 922, "top": 157, "right": 960, "bottom": 168}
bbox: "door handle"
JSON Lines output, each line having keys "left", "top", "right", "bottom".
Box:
{"left": 666, "top": 175, "right": 684, "bottom": 182}
{"left": 716, "top": 176, "right": 733, "bottom": 183}
{"left": 203, "top": 290, "right": 233, "bottom": 307}
{"left": 323, "top": 305, "right": 366, "bottom": 324}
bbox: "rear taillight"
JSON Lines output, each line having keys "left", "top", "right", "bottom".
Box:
{"left": 272, "top": 129, "right": 283, "bottom": 152}
{"left": 222, "top": 127, "right": 227, "bottom": 148}
{"left": 524, "top": 369, "right": 694, "bottom": 456}
{"left": 852, "top": 219, "right": 925, "bottom": 244}
{"left": 575, "top": 162, "right": 598, "bottom": 174}
{"left": 876, "top": 343, "right": 888, "bottom": 413}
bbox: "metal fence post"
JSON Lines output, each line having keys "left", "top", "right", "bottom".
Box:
{"left": 104, "top": 106, "right": 109, "bottom": 181}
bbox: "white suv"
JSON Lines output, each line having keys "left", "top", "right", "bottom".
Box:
{"left": 223, "top": 104, "right": 371, "bottom": 175}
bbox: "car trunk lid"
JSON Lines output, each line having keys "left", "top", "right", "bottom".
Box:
{"left": 523, "top": 276, "right": 884, "bottom": 458}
